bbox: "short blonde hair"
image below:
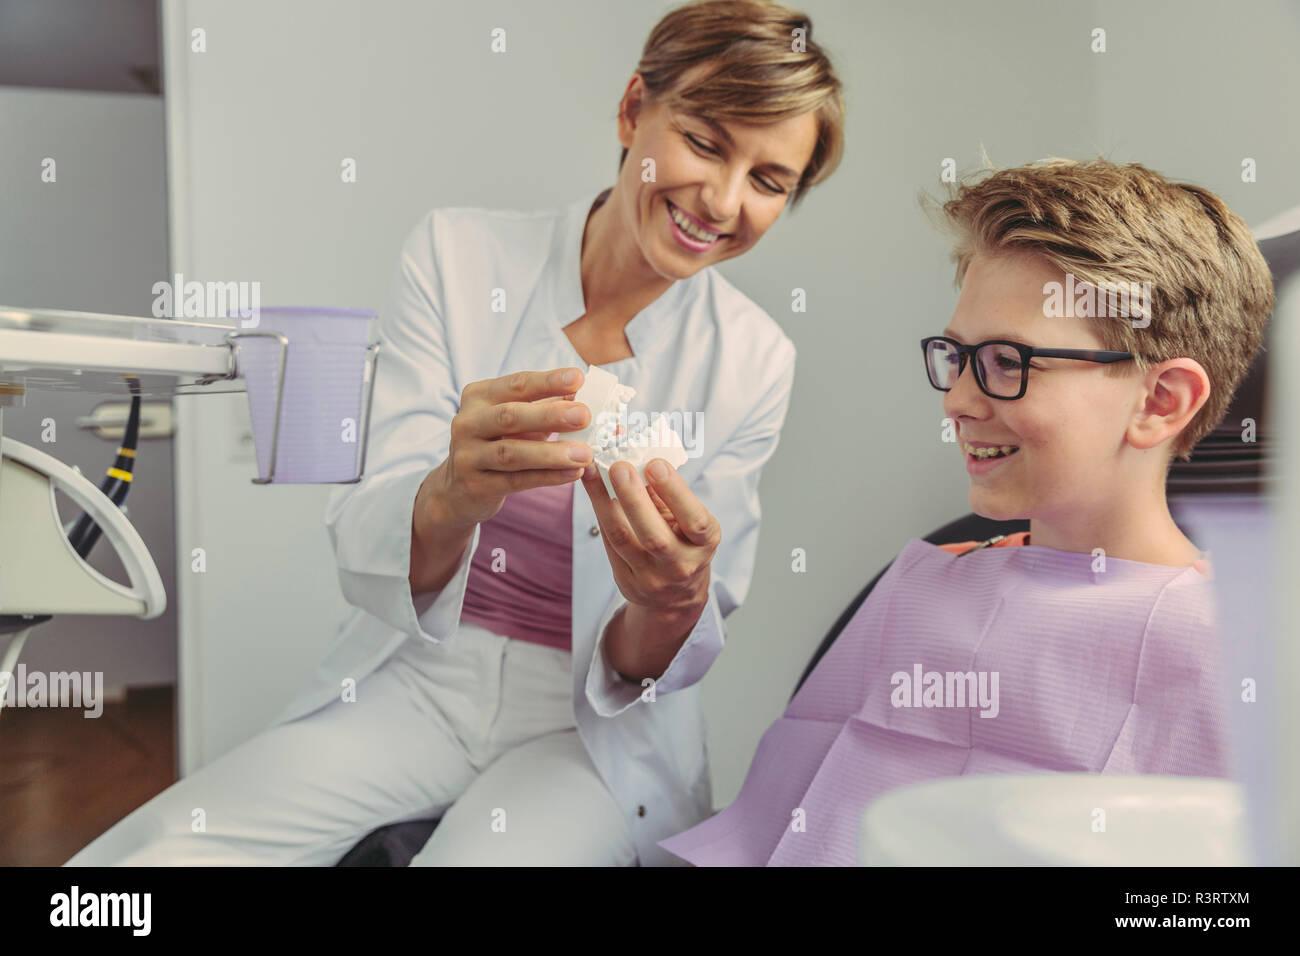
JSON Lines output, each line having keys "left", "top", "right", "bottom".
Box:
{"left": 936, "top": 158, "right": 1275, "bottom": 460}
{"left": 619, "top": 0, "right": 845, "bottom": 208}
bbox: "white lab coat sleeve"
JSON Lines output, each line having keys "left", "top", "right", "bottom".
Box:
{"left": 324, "top": 212, "right": 479, "bottom": 644}
{"left": 584, "top": 339, "right": 797, "bottom": 717}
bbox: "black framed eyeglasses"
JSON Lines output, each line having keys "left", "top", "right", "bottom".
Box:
{"left": 920, "top": 336, "right": 1134, "bottom": 400}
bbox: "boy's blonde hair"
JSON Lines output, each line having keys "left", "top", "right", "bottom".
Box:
{"left": 620, "top": 0, "right": 845, "bottom": 208}
{"left": 937, "top": 158, "right": 1274, "bottom": 460}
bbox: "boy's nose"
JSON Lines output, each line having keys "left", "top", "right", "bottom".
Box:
{"left": 942, "top": 358, "right": 988, "bottom": 420}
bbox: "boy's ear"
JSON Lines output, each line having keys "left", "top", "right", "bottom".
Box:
{"left": 1127, "top": 358, "right": 1211, "bottom": 452}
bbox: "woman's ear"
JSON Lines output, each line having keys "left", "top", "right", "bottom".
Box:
{"left": 1127, "top": 358, "right": 1211, "bottom": 452}
{"left": 617, "top": 74, "right": 646, "bottom": 151}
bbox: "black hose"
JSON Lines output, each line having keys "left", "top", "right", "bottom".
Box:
{"left": 66, "top": 379, "right": 142, "bottom": 558}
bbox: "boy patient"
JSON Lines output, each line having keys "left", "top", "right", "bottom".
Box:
{"left": 659, "top": 158, "right": 1275, "bottom": 866}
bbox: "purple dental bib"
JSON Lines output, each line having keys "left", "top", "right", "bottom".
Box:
{"left": 659, "top": 538, "right": 1228, "bottom": 866}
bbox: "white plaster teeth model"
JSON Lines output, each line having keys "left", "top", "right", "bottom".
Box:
{"left": 570, "top": 366, "right": 688, "bottom": 496}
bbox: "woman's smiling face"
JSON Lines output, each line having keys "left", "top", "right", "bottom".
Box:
{"left": 614, "top": 74, "right": 820, "bottom": 280}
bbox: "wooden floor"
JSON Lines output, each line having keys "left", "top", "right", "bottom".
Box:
{"left": 0, "top": 686, "right": 176, "bottom": 866}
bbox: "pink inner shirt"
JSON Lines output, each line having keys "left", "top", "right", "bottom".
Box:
{"left": 459, "top": 481, "right": 574, "bottom": 650}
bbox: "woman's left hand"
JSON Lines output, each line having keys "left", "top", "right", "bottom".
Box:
{"left": 581, "top": 458, "right": 720, "bottom": 617}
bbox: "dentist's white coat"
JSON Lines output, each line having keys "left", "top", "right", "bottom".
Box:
{"left": 273, "top": 189, "right": 796, "bottom": 866}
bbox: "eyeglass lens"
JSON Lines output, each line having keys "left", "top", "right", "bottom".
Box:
{"left": 927, "top": 340, "right": 1024, "bottom": 398}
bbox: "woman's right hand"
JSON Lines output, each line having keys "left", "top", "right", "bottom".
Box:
{"left": 421, "top": 367, "right": 593, "bottom": 530}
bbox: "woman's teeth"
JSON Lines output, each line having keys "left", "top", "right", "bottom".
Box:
{"left": 963, "top": 441, "right": 1019, "bottom": 459}
{"left": 668, "top": 202, "right": 720, "bottom": 242}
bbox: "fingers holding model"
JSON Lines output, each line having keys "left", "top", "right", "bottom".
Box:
{"left": 409, "top": 366, "right": 591, "bottom": 597}
{"left": 424, "top": 367, "right": 593, "bottom": 529}
{"left": 581, "top": 456, "right": 720, "bottom": 619}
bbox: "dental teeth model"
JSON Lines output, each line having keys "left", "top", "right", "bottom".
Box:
{"left": 569, "top": 366, "right": 688, "bottom": 496}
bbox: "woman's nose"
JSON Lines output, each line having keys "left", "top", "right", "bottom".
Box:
{"left": 700, "top": 169, "right": 744, "bottom": 225}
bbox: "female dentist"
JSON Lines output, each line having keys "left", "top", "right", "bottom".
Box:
{"left": 67, "top": 0, "right": 845, "bottom": 868}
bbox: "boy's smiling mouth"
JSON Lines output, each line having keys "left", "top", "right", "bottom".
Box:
{"left": 961, "top": 438, "right": 1020, "bottom": 460}
{"left": 961, "top": 435, "right": 1021, "bottom": 477}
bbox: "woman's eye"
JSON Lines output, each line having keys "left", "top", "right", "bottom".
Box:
{"left": 686, "top": 134, "right": 718, "bottom": 155}
{"left": 994, "top": 355, "right": 1023, "bottom": 371}
{"left": 684, "top": 130, "right": 785, "bottom": 194}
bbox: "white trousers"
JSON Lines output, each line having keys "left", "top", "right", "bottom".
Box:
{"left": 65, "top": 622, "right": 638, "bottom": 866}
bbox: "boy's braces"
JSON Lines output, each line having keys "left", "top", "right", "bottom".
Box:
{"left": 962, "top": 440, "right": 1019, "bottom": 459}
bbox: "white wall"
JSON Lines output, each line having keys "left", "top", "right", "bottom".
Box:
{"left": 164, "top": 0, "right": 1300, "bottom": 800}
